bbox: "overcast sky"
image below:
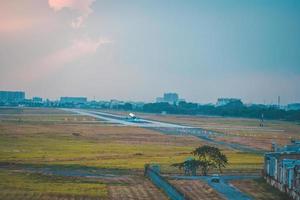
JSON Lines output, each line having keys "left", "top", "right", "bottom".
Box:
{"left": 0, "top": 0, "right": 299, "bottom": 104}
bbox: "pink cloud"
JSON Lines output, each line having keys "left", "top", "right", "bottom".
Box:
{"left": 48, "top": 0, "right": 95, "bottom": 28}
{"left": 0, "top": 18, "right": 33, "bottom": 33}
{"left": 21, "top": 37, "right": 112, "bottom": 82}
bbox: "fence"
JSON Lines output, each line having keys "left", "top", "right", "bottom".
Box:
{"left": 144, "top": 164, "right": 187, "bottom": 200}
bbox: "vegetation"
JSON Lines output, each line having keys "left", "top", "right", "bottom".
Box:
{"left": 170, "top": 179, "right": 223, "bottom": 200}
{"left": 231, "top": 178, "right": 292, "bottom": 200}
{"left": 0, "top": 169, "right": 107, "bottom": 199}
{"left": 125, "top": 101, "right": 300, "bottom": 121}
{"left": 192, "top": 145, "right": 228, "bottom": 175}
{"left": 0, "top": 111, "right": 263, "bottom": 172}
{"left": 172, "top": 145, "right": 228, "bottom": 176}
{"left": 0, "top": 108, "right": 270, "bottom": 199}
{"left": 172, "top": 158, "right": 200, "bottom": 176}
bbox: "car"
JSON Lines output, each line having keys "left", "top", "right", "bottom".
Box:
{"left": 211, "top": 174, "right": 220, "bottom": 183}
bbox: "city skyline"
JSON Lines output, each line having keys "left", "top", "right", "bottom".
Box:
{"left": 1, "top": 0, "right": 300, "bottom": 104}
{"left": 0, "top": 89, "right": 297, "bottom": 106}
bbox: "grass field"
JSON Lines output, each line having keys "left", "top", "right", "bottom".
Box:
{"left": 107, "top": 175, "right": 167, "bottom": 200}
{"left": 0, "top": 167, "right": 168, "bottom": 200}
{"left": 104, "top": 110, "right": 300, "bottom": 151}
{"left": 231, "top": 178, "right": 292, "bottom": 200}
{"left": 0, "top": 108, "right": 263, "bottom": 172}
{"left": 169, "top": 179, "right": 224, "bottom": 200}
{"left": 0, "top": 107, "right": 271, "bottom": 199}
{"left": 0, "top": 169, "right": 107, "bottom": 200}
{"left": 0, "top": 121, "right": 262, "bottom": 172}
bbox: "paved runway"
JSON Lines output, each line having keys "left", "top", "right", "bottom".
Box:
{"left": 66, "top": 109, "right": 188, "bottom": 128}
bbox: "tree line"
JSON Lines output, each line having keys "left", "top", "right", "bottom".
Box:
{"left": 118, "top": 101, "right": 300, "bottom": 121}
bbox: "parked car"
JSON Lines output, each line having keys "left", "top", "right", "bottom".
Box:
{"left": 211, "top": 174, "right": 220, "bottom": 183}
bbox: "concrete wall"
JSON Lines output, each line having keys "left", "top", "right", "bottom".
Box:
{"left": 145, "top": 165, "right": 187, "bottom": 200}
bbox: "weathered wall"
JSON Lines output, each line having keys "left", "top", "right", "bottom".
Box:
{"left": 145, "top": 165, "right": 187, "bottom": 200}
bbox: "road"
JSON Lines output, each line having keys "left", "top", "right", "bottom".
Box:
{"left": 65, "top": 109, "right": 188, "bottom": 128}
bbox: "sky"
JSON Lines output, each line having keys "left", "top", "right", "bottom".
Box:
{"left": 0, "top": 0, "right": 300, "bottom": 104}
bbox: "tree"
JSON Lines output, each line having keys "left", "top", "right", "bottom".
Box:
{"left": 172, "top": 158, "right": 201, "bottom": 176}
{"left": 192, "top": 145, "right": 228, "bottom": 175}
{"left": 172, "top": 145, "right": 228, "bottom": 176}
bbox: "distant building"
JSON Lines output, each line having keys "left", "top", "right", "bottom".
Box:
{"left": 60, "top": 97, "right": 87, "bottom": 104}
{"left": 264, "top": 140, "right": 300, "bottom": 200}
{"left": 216, "top": 98, "right": 242, "bottom": 107}
{"left": 287, "top": 103, "right": 300, "bottom": 111}
{"left": 32, "top": 97, "right": 43, "bottom": 103}
{"left": 109, "top": 99, "right": 124, "bottom": 109}
{"left": 156, "top": 92, "right": 179, "bottom": 104}
{"left": 0, "top": 91, "right": 25, "bottom": 103}
{"left": 178, "top": 98, "right": 186, "bottom": 103}
{"left": 164, "top": 93, "right": 179, "bottom": 103}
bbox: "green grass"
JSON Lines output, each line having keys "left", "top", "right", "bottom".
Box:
{"left": 0, "top": 169, "right": 107, "bottom": 199}
{"left": 0, "top": 108, "right": 267, "bottom": 199}
{"left": 0, "top": 130, "right": 263, "bottom": 172}
{"left": 0, "top": 108, "right": 264, "bottom": 172}
{"left": 0, "top": 132, "right": 194, "bottom": 169}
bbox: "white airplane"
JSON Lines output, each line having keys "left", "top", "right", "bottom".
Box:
{"left": 129, "top": 113, "right": 136, "bottom": 119}
{"left": 126, "top": 112, "right": 143, "bottom": 123}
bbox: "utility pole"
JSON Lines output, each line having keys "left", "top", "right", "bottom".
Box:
{"left": 260, "top": 113, "right": 264, "bottom": 127}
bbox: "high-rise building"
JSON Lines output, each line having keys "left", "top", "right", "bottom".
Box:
{"left": 33, "top": 97, "right": 43, "bottom": 103}
{"left": 0, "top": 91, "right": 25, "bottom": 103}
{"left": 156, "top": 92, "right": 179, "bottom": 104}
{"left": 163, "top": 93, "right": 179, "bottom": 104}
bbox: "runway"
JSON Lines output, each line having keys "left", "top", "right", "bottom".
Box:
{"left": 65, "top": 109, "right": 188, "bottom": 128}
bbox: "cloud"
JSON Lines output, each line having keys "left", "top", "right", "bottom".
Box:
{"left": 20, "top": 37, "right": 112, "bottom": 82}
{"left": 0, "top": 18, "right": 33, "bottom": 34}
{"left": 48, "top": 0, "right": 95, "bottom": 28}
{"left": 46, "top": 37, "right": 111, "bottom": 65}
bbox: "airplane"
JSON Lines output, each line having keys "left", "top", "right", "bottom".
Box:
{"left": 129, "top": 113, "right": 137, "bottom": 120}
{"left": 125, "top": 112, "right": 150, "bottom": 124}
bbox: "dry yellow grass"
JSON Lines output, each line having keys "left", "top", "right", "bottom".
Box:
{"left": 169, "top": 179, "right": 224, "bottom": 200}
{"left": 0, "top": 108, "right": 266, "bottom": 199}
{"left": 104, "top": 110, "right": 300, "bottom": 151}
{"left": 231, "top": 178, "right": 291, "bottom": 200}
{"left": 0, "top": 169, "right": 107, "bottom": 200}
{"left": 0, "top": 109, "right": 263, "bottom": 173}
{"left": 108, "top": 176, "right": 168, "bottom": 200}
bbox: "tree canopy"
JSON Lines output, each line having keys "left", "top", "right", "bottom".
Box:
{"left": 172, "top": 145, "right": 228, "bottom": 176}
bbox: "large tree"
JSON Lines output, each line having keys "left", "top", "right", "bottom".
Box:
{"left": 172, "top": 145, "right": 228, "bottom": 176}
{"left": 192, "top": 145, "right": 228, "bottom": 175}
{"left": 172, "top": 158, "right": 202, "bottom": 176}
